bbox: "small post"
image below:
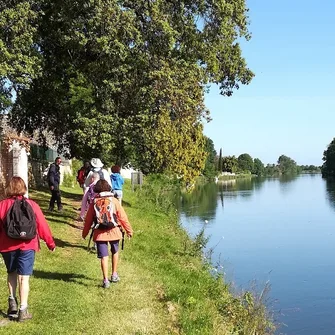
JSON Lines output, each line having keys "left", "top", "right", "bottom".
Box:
{"left": 131, "top": 171, "right": 143, "bottom": 191}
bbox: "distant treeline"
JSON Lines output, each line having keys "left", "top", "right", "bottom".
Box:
{"left": 202, "top": 139, "right": 320, "bottom": 178}
{"left": 217, "top": 153, "right": 320, "bottom": 177}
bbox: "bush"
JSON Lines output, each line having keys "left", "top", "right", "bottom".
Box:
{"left": 136, "top": 173, "right": 180, "bottom": 213}
{"left": 62, "top": 172, "right": 75, "bottom": 188}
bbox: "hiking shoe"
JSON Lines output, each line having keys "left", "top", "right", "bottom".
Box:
{"left": 7, "top": 297, "right": 18, "bottom": 316}
{"left": 18, "top": 308, "right": 32, "bottom": 322}
{"left": 111, "top": 275, "right": 120, "bottom": 283}
{"left": 102, "top": 280, "right": 110, "bottom": 289}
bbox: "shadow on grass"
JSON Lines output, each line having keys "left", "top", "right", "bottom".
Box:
{"left": 33, "top": 270, "right": 92, "bottom": 286}
{"left": 54, "top": 238, "right": 86, "bottom": 251}
{"left": 121, "top": 200, "right": 131, "bottom": 208}
{"left": 61, "top": 189, "right": 82, "bottom": 202}
{"left": 46, "top": 217, "right": 83, "bottom": 230}
{"left": 31, "top": 187, "right": 82, "bottom": 203}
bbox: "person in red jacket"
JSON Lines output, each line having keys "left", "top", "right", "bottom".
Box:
{"left": 82, "top": 179, "right": 133, "bottom": 288}
{"left": 0, "top": 177, "right": 56, "bottom": 322}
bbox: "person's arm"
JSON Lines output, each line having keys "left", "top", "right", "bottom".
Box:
{"left": 115, "top": 200, "right": 133, "bottom": 237}
{"left": 79, "top": 188, "right": 89, "bottom": 218}
{"left": 48, "top": 164, "right": 56, "bottom": 187}
{"left": 82, "top": 203, "right": 94, "bottom": 239}
{"left": 31, "top": 201, "right": 56, "bottom": 250}
{"left": 84, "top": 171, "right": 93, "bottom": 188}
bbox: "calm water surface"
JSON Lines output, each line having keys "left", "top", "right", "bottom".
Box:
{"left": 179, "top": 174, "right": 335, "bottom": 335}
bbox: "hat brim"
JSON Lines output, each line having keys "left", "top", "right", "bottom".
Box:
{"left": 90, "top": 159, "right": 104, "bottom": 168}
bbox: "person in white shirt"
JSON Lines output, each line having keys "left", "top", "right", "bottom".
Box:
{"left": 84, "top": 158, "right": 112, "bottom": 189}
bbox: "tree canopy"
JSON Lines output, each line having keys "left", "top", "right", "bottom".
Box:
{"left": 237, "top": 153, "right": 253, "bottom": 172}
{"left": 202, "top": 137, "right": 217, "bottom": 179}
{"left": 277, "top": 154, "right": 298, "bottom": 175}
{"left": 322, "top": 138, "right": 335, "bottom": 178}
{"left": 221, "top": 155, "right": 238, "bottom": 173}
{"left": 253, "top": 158, "right": 265, "bottom": 176}
{"left": 1, "top": 0, "right": 253, "bottom": 184}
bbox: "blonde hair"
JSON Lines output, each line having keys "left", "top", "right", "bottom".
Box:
{"left": 5, "top": 176, "right": 27, "bottom": 197}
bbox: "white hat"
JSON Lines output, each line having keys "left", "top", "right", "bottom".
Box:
{"left": 90, "top": 158, "right": 104, "bottom": 168}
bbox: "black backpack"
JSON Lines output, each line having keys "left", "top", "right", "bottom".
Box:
{"left": 5, "top": 198, "right": 37, "bottom": 240}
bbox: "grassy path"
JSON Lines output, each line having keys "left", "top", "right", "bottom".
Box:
{"left": 0, "top": 182, "right": 275, "bottom": 335}
{"left": 0, "top": 186, "right": 172, "bottom": 335}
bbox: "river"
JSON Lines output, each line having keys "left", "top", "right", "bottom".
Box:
{"left": 179, "top": 174, "right": 335, "bottom": 335}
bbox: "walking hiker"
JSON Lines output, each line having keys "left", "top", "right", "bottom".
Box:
{"left": 82, "top": 179, "right": 133, "bottom": 288}
{"left": 0, "top": 177, "right": 56, "bottom": 321}
{"left": 84, "top": 158, "right": 112, "bottom": 189}
{"left": 77, "top": 160, "right": 91, "bottom": 192}
{"left": 78, "top": 172, "right": 100, "bottom": 221}
{"left": 110, "top": 165, "right": 124, "bottom": 205}
{"left": 47, "top": 157, "right": 63, "bottom": 211}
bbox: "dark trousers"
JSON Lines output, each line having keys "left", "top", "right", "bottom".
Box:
{"left": 49, "top": 189, "right": 62, "bottom": 210}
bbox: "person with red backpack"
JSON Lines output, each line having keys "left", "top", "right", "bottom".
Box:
{"left": 82, "top": 179, "right": 133, "bottom": 288}
{"left": 77, "top": 160, "right": 91, "bottom": 192}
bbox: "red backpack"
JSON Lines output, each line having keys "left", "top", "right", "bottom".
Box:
{"left": 77, "top": 168, "right": 85, "bottom": 185}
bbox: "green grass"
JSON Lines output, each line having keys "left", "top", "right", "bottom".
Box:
{"left": 0, "top": 181, "right": 275, "bottom": 335}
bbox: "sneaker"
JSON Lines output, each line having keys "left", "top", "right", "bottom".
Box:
{"left": 57, "top": 206, "right": 63, "bottom": 212}
{"left": 18, "top": 308, "right": 32, "bottom": 322}
{"left": 47, "top": 207, "right": 54, "bottom": 212}
{"left": 7, "top": 297, "right": 18, "bottom": 316}
{"left": 102, "top": 280, "right": 110, "bottom": 289}
{"left": 111, "top": 275, "right": 120, "bottom": 283}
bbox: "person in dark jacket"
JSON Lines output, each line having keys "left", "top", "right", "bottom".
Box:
{"left": 48, "top": 157, "right": 62, "bottom": 211}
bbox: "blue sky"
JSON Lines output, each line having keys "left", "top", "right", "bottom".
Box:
{"left": 203, "top": 0, "right": 335, "bottom": 166}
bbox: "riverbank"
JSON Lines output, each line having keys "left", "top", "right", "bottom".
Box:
{"left": 0, "top": 181, "right": 275, "bottom": 334}
{"left": 219, "top": 173, "right": 255, "bottom": 180}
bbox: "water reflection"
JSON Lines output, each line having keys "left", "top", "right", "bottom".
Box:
{"left": 325, "top": 178, "right": 335, "bottom": 211}
{"left": 180, "top": 177, "right": 267, "bottom": 219}
{"left": 180, "top": 182, "right": 218, "bottom": 220}
{"left": 218, "top": 177, "right": 266, "bottom": 198}
{"left": 180, "top": 174, "right": 335, "bottom": 335}
{"left": 278, "top": 174, "right": 299, "bottom": 195}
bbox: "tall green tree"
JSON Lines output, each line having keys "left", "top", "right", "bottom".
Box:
{"left": 218, "top": 148, "right": 223, "bottom": 173}
{"left": 203, "top": 137, "right": 217, "bottom": 178}
{"left": 277, "top": 154, "right": 298, "bottom": 175}
{"left": 253, "top": 158, "right": 265, "bottom": 176}
{"left": 5, "top": 0, "right": 254, "bottom": 184}
{"left": 237, "top": 153, "right": 253, "bottom": 172}
{"left": 0, "top": 1, "right": 42, "bottom": 110}
{"left": 222, "top": 155, "right": 238, "bottom": 173}
{"left": 322, "top": 138, "right": 335, "bottom": 177}
{"left": 265, "top": 164, "right": 280, "bottom": 176}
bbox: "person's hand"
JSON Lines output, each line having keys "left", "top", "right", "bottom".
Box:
{"left": 127, "top": 234, "right": 132, "bottom": 239}
{"left": 50, "top": 185, "right": 54, "bottom": 191}
{"left": 50, "top": 247, "right": 56, "bottom": 252}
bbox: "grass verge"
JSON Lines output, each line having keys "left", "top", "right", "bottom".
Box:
{"left": 0, "top": 180, "right": 275, "bottom": 335}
